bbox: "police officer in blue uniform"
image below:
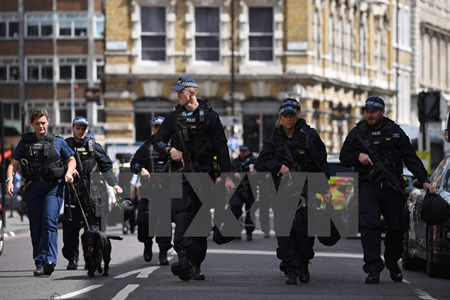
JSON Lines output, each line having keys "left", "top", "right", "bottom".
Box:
{"left": 340, "top": 96, "right": 436, "bottom": 284}
{"left": 256, "top": 102, "right": 332, "bottom": 285}
{"left": 153, "top": 77, "right": 235, "bottom": 281}
{"left": 62, "top": 116, "right": 123, "bottom": 270}
{"left": 131, "top": 116, "right": 173, "bottom": 265}
{"left": 230, "top": 145, "right": 257, "bottom": 241}
{"left": 6, "top": 109, "right": 76, "bottom": 276}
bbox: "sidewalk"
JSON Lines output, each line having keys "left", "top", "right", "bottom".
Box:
{"left": 2, "top": 211, "right": 30, "bottom": 237}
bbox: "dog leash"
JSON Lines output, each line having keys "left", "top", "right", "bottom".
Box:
{"left": 68, "top": 182, "right": 91, "bottom": 231}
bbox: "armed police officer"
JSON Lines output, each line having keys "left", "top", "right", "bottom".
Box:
{"left": 131, "top": 116, "right": 173, "bottom": 265}
{"left": 62, "top": 116, "right": 123, "bottom": 270}
{"left": 230, "top": 145, "right": 257, "bottom": 241}
{"left": 153, "top": 77, "right": 235, "bottom": 281}
{"left": 339, "top": 96, "right": 435, "bottom": 284}
{"left": 6, "top": 109, "right": 76, "bottom": 276}
{"left": 256, "top": 102, "right": 332, "bottom": 285}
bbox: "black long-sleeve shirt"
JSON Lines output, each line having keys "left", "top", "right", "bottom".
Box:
{"left": 339, "top": 117, "right": 429, "bottom": 184}
{"left": 153, "top": 99, "right": 232, "bottom": 173}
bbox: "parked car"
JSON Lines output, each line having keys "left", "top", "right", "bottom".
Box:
{"left": 402, "top": 154, "right": 450, "bottom": 277}
{"left": 0, "top": 203, "right": 4, "bottom": 255}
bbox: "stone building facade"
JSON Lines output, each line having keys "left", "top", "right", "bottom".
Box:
{"left": 104, "top": 0, "right": 403, "bottom": 154}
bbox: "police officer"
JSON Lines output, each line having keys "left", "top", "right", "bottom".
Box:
{"left": 339, "top": 96, "right": 436, "bottom": 284}
{"left": 153, "top": 76, "right": 235, "bottom": 281}
{"left": 6, "top": 109, "right": 76, "bottom": 276}
{"left": 256, "top": 102, "right": 332, "bottom": 285}
{"left": 131, "top": 116, "right": 173, "bottom": 265}
{"left": 118, "top": 153, "right": 136, "bottom": 235}
{"left": 62, "top": 116, "right": 123, "bottom": 270}
{"left": 231, "top": 145, "right": 257, "bottom": 241}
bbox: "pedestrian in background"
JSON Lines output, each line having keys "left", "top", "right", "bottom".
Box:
{"left": 339, "top": 96, "right": 435, "bottom": 284}
{"left": 5, "top": 108, "right": 76, "bottom": 276}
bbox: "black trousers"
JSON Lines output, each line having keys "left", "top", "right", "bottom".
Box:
{"left": 171, "top": 180, "right": 208, "bottom": 266}
{"left": 62, "top": 192, "right": 100, "bottom": 263}
{"left": 276, "top": 207, "right": 315, "bottom": 268}
{"left": 230, "top": 187, "right": 255, "bottom": 235}
{"left": 359, "top": 181, "right": 405, "bottom": 273}
{"left": 137, "top": 198, "right": 172, "bottom": 253}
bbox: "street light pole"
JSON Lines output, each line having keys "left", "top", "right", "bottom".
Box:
{"left": 230, "top": 0, "right": 235, "bottom": 117}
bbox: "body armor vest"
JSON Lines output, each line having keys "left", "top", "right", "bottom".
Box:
{"left": 273, "top": 124, "right": 313, "bottom": 172}
{"left": 65, "top": 137, "right": 98, "bottom": 174}
{"left": 21, "top": 133, "right": 64, "bottom": 180}
{"left": 176, "top": 102, "right": 214, "bottom": 171}
{"left": 355, "top": 120, "right": 402, "bottom": 179}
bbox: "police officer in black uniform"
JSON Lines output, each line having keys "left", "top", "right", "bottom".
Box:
{"left": 153, "top": 76, "right": 235, "bottom": 281}
{"left": 256, "top": 102, "right": 332, "bottom": 285}
{"left": 118, "top": 153, "right": 136, "bottom": 234}
{"left": 231, "top": 145, "right": 257, "bottom": 241}
{"left": 6, "top": 109, "right": 76, "bottom": 276}
{"left": 62, "top": 116, "right": 123, "bottom": 270}
{"left": 131, "top": 116, "right": 173, "bottom": 265}
{"left": 339, "top": 96, "right": 436, "bottom": 284}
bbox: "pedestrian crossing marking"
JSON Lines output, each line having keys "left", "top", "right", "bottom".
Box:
{"left": 111, "top": 284, "right": 139, "bottom": 300}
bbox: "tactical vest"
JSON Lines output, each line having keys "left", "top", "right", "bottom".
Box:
{"left": 176, "top": 103, "right": 214, "bottom": 171}
{"left": 21, "top": 132, "right": 64, "bottom": 180}
{"left": 273, "top": 124, "right": 313, "bottom": 172}
{"left": 65, "top": 137, "right": 98, "bottom": 174}
{"left": 355, "top": 120, "right": 402, "bottom": 178}
{"left": 147, "top": 140, "right": 169, "bottom": 173}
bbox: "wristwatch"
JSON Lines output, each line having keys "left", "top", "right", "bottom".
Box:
{"left": 5, "top": 178, "right": 12, "bottom": 183}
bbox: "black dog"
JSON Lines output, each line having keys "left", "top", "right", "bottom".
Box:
{"left": 81, "top": 230, "right": 123, "bottom": 277}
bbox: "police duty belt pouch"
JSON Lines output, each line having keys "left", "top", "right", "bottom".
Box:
{"left": 420, "top": 191, "right": 450, "bottom": 225}
{"left": 316, "top": 203, "right": 342, "bottom": 246}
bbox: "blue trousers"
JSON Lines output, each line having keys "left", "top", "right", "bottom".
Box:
{"left": 24, "top": 181, "right": 64, "bottom": 268}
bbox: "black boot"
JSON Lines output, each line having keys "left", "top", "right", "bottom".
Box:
{"left": 159, "top": 251, "right": 169, "bottom": 265}
{"left": 190, "top": 263, "right": 206, "bottom": 280}
{"left": 43, "top": 261, "right": 55, "bottom": 276}
{"left": 285, "top": 267, "right": 298, "bottom": 285}
{"left": 246, "top": 232, "right": 253, "bottom": 241}
{"left": 33, "top": 267, "right": 43, "bottom": 276}
{"left": 365, "top": 271, "right": 380, "bottom": 284}
{"left": 299, "top": 260, "right": 310, "bottom": 283}
{"left": 385, "top": 261, "right": 403, "bottom": 282}
{"left": 171, "top": 250, "right": 191, "bottom": 281}
{"left": 143, "top": 243, "right": 153, "bottom": 262}
{"left": 66, "top": 260, "right": 78, "bottom": 270}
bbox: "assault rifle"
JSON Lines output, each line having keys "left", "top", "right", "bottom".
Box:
{"left": 355, "top": 135, "right": 407, "bottom": 199}
{"left": 73, "top": 151, "right": 96, "bottom": 211}
{"left": 170, "top": 130, "right": 197, "bottom": 172}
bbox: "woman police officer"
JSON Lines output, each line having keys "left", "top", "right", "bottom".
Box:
{"left": 6, "top": 109, "right": 76, "bottom": 276}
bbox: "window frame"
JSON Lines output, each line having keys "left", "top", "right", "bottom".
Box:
{"left": 247, "top": 6, "right": 275, "bottom": 63}
{"left": 140, "top": 6, "right": 167, "bottom": 62}
{"left": 193, "top": 6, "right": 221, "bottom": 63}
{"left": 58, "top": 57, "right": 88, "bottom": 82}
{"left": 25, "top": 13, "right": 53, "bottom": 38}
{"left": 0, "top": 58, "right": 20, "bottom": 83}
{"left": 0, "top": 14, "right": 19, "bottom": 39}
{"left": 58, "top": 12, "right": 88, "bottom": 38}
{"left": 25, "top": 57, "right": 54, "bottom": 82}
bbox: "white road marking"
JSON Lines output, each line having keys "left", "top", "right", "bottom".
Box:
{"left": 136, "top": 266, "right": 159, "bottom": 278}
{"left": 115, "top": 267, "right": 157, "bottom": 279}
{"left": 413, "top": 289, "right": 438, "bottom": 300}
{"left": 207, "top": 248, "right": 364, "bottom": 259}
{"left": 403, "top": 279, "right": 411, "bottom": 284}
{"left": 111, "top": 284, "right": 139, "bottom": 300}
{"left": 59, "top": 285, "right": 103, "bottom": 299}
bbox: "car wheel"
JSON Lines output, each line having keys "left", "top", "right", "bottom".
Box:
{"left": 426, "top": 225, "right": 441, "bottom": 278}
{"left": 0, "top": 209, "right": 4, "bottom": 256}
{"left": 402, "top": 230, "right": 419, "bottom": 270}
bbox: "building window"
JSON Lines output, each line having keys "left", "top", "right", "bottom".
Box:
{"left": 59, "top": 57, "right": 87, "bottom": 81}
{"left": 141, "top": 7, "right": 166, "bottom": 61}
{"left": 26, "top": 57, "right": 53, "bottom": 81}
{"left": 194, "top": 7, "right": 220, "bottom": 62}
{"left": 393, "top": 2, "right": 410, "bottom": 50}
{"left": 25, "top": 14, "right": 53, "bottom": 38}
{"left": 59, "top": 101, "right": 87, "bottom": 124}
{"left": 94, "top": 13, "right": 104, "bottom": 38}
{"left": 58, "top": 13, "right": 88, "bottom": 37}
{"left": 0, "top": 65, "right": 19, "bottom": 82}
{"left": 94, "top": 58, "right": 104, "bottom": 81}
{"left": 0, "top": 15, "right": 19, "bottom": 38}
{"left": 248, "top": 7, "right": 273, "bottom": 61}
{"left": 3, "top": 102, "right": 20, "bottom": 121}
